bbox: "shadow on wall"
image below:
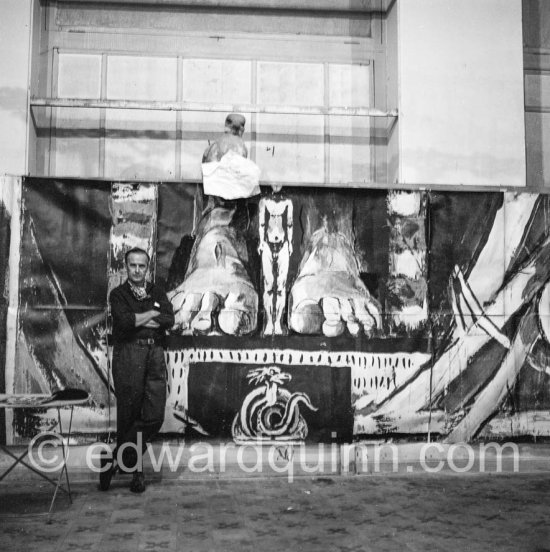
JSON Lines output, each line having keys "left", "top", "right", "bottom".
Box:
{"left": 0, "top": 86, "right": 28, "bottom": 119}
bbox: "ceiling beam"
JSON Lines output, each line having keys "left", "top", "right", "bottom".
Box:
{"left": 51, "top": 0, "right": 390, "bottom": 13}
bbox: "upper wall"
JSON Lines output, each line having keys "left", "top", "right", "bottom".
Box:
{"left": 0, "top": 0, "right": 32, "bottom": 176}
{"left": 30, "top": 1, "right": 388, "bottom": 185}
{"left": 397, "top": 0, "right": 526, "bottom": 186}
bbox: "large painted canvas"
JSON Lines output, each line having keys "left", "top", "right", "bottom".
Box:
{"left": 7, "top": 178, "right": 550, "bottom": 443}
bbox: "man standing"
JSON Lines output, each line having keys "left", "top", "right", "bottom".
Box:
{"left": 101, "top": 247, "right": 174, "bottom": 493}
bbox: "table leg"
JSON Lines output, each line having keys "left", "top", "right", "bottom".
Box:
{"left": 0, "top": 419, "right": 64, "bottom": 485}
{"left": 47, "top": 406, "right": 74, "bottom": 517}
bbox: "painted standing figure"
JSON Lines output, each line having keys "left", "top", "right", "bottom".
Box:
{"left": 258, "top": 193, "right": 293, "bottom": 335}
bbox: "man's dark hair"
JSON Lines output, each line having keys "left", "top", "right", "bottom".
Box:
{"left": 124, "top": 247, "right": 150, "bottom": 264}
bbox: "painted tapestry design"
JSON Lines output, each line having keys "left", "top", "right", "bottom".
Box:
{"left": 9, "top": 178, "right": 550, "bottom": 442}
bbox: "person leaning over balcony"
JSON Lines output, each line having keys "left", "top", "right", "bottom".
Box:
{"left": 100, "top": 247, "right": 174, "bottom": 493}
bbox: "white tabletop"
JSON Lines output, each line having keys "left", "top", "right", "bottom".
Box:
{"left": 0, "top": 394, "right": 89, "bottom": 409}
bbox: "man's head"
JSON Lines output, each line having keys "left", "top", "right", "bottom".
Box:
{"left": 125, "top": 247, "right": 150, "bottom": 286}
{"left": 224, "top": 113, "right": 246, "bottom": 137}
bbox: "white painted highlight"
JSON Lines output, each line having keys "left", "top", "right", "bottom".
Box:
{"left": 454, "top": 267, "right": 511, "bottom": 348}
{"left": 482, "top": 410, "right": 550, "bottom": 438}
{"left": 502, "top": 193, "right": 540, "bottom": 274}
{"left": 445, "top": 306, "right": 536, "bottom": 443}
{"left": 111, "top": 182, "right": 157, "bottom": 202}
{"left": 4, "top": 176, "right": 21, "bottom": 443}
{"left": 467, "top": 194, "right": 537, "bottom": 307}
{"left": 391, "top": 250, "right": 424, "bottom": 280}
{"left": 355, "top": 410, "right": 446, "bottom": 436}
{"left": 392, "top": 303, "right": 429, "bottom": 331}
{"left": 387, "top": 191, "right": 421, "bottom": 217}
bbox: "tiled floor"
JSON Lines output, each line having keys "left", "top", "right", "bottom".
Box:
{"left": 1, "top": 473, "right": 549, "bottom": 551}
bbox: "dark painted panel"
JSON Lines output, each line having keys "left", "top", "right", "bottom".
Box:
{"left": 187, "top": 363, "right": 352, "bottom": 442}
{"left": 23, "top": 178, "right": 111, "bottom": 308}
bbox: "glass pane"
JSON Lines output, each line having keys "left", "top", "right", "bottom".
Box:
{"left": 105, "top": 109, "right": 176, "bottom": 180}
{"left": 329, "top": 115, "right": 371, "bottom": 183}
{"left": 55, "top": 107, "right": 101, "bottom": 177}
{"left": 257, "top": 62, "right": 324, "bottom": 183}
{"left": 181, "top": 59, "right": 253, "bottom": 180}
{"left": 329, "top": 64, "right": 372, "bottom": 183}
{"left": 107, "top": 56, "right": 177, "bottom": 100}
{"left": 256, "top": 114, "right": 324, "bottom": 183}
{"left": 58, "top": 54, "right": 101, "bottom": 99}
{"left": 526, "top": 112, "right": 550, "bottom": 188}
{"left": 182, "top": 59, "right": 251, "bottom": 104}
{"left": 258, "top": 61, "right": 324, "bottom": 106}
{"left": 329, "top": 63, "right": 371, "bottom": 107}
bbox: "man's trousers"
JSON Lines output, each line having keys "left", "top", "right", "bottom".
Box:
{"left": 112, "top": 341, "right": 167, "bottom": 471}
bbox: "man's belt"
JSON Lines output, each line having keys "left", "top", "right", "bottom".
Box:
{"left": 134, "top": 337, "right": 162, "bottom": 346}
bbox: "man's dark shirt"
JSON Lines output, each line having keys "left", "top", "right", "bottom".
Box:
{"left": 109, "top": 281, "right": 174, "bottom": 344}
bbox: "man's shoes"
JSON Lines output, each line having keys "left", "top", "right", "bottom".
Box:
{"left": 130, "top": 471, "right": 146, "bottom": 493}
{"left": 99, "top": 450, "right": 115, "bottom": 491}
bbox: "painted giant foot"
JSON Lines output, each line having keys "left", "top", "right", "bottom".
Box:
{"left": 289, "top": 226, "right": 381, "bottom": 337}
{"left": 169, "top": 206, "right": 258, "bottom": 335}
